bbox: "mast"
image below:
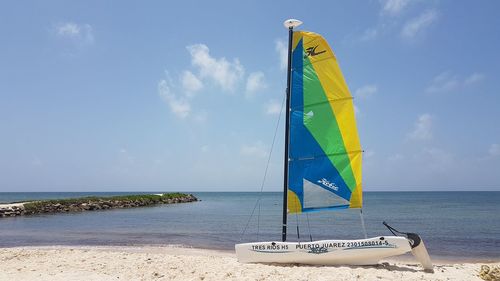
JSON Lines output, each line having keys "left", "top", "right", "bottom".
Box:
{"left": 282, "top": 19, "right": 302, "bottom": 242}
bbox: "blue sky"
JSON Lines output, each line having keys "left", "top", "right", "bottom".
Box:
{"left": 1, "top": 0, "right": 499, "bottom": 192}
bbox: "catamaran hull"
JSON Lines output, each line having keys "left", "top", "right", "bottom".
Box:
{"left": 235, "top": 236, "right": 411, "bottom": 266}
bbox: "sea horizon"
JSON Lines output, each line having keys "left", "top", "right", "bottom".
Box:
{"left": 1, "top": 190, "right": 499, "bottom": 194}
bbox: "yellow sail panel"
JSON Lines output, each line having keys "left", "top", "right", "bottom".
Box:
{"left": 292, "top": 32, "right": 303, "bottom": 52}
{"left": 287, "top": 190, "right": 302, "bottom": 213}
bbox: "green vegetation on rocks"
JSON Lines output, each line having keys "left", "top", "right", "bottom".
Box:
{"left": 0, "top": 193, "right": 197, "bottom": 218}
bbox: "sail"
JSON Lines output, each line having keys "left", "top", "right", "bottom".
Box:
{"left": 287, "top": 31, "right": 362, "bottom": 213}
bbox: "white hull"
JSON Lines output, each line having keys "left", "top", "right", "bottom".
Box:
{"left": 236, "top": 236, "right": 411, "bottom": 266}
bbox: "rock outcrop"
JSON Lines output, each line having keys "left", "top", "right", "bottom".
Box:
{"left": 0, "top": 204, "right": 25, "bottom": 217}
{"left": 0, "top": 193, "right": 197, "bottom": 218}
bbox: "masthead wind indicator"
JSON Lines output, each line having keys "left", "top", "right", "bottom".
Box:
{"left": 283, "top": 19, "right": 303, "bottom": 29}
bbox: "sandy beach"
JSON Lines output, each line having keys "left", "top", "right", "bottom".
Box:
{"left": 0, "top": 246, "right": 497, "bottom": 281}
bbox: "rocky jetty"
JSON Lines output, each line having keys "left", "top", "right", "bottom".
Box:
{"left": 0, "top": 193, "right": 197, "bottom": 218}
{"left": 0, "top": 203, "right": 25, "bottom": 217}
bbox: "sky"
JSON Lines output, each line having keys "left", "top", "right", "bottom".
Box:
{"left": 1, "top": 0, "right": 499, "bottom": 192}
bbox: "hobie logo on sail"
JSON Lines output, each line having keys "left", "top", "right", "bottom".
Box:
{"left": 305, "top": 45, "right": 326, "bottom": 57}
{"left": 318, "top": 178, "right": 338, "bottom": 191}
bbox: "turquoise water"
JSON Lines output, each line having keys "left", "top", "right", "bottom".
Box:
{"left": 0, "top": 192, "right": 499, "bottom": 261}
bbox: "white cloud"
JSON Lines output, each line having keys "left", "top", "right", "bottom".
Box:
{"left": 193, "top": 111, "right": 208, "bottom": 124}
{"left": 408, "top": 113, "right": 433, "bottom": 141}
{"left": 421, "top": 147, "right": 453, "bottom": 172}
{"left": 359, "top": 28, "right": 379, "bottom": 41}
{"left": 465, "top": 73, "right": 485, "bottom": 85}
{"left": 426, "top": 72, "right": 459, "bottom": 93}
{"left": 56, "top": 22, "right": 94, "bottom": 45}
{"left": 381, "top": 0, "right": 411, "bottom": 15}
{"left": 240, "top": 141, "right": 268, "bottom": 159}
{"left": 355, "top": 84, "right": 378, "bottom": 99}
{"left": 426, "top": 71, "right": 485, "bottom": 94}
{"left": 364, "top": 150, "right": 375, "bottom": 159}
{"left": 401, "top": 10, "right": 438, "bottom": 39}
{"left": 275, "top": 39, "right": 288, "bottom": 71}
{"left": 181, "top": 70, "right": 203, "bottom": 96}
{"left": 118, "top": 148, "right": 135, "bottom": 165}
{"left": 265, "top": 99, "right": 282, "bottom": 115}
{"left": 388, "top": 153, "right": 404, "bottom": 161}
{"left": 353, "top": 104, "right": 361, "bottom": 116}
{"left": 158, "top": 78, "right": 191, "bottom": 119}
{"left": 489, "top": 144, "right": 500, "bottom": 157}
{"left": 186, "top": 44, "right": 244, "bottom": 91}
{"left": 158, "top": 43, "right": 252, "bottom": 120}
{"left": 355, "top": 0, "right": 411, "bottom": 42}
{"left": 57, "top": 23, "right": 80, "bottom": 36}
{"left": 245, "top": 72, "right": 267, "bottom": 98}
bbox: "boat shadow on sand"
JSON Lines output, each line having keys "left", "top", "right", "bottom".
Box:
{"left": 263, "top": 262, "right": 426, "bottom": 273}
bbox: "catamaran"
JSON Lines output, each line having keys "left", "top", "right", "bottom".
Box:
{"left": 235, "top": 19, "right": 433, "bottom": 271}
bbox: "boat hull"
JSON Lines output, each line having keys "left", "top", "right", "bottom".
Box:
{"left": 235, "top": 236, "right": 411, "bottom": 265}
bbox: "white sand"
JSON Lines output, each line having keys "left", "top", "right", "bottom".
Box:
{"left": 0, "top": 246, "right": 497, "bottom": 281}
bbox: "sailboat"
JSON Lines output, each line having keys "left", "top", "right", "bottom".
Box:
{"left": 235, "top": 19, "right": 433, "bottom": 271}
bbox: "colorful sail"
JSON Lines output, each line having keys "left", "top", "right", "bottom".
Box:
{"left": 287, "top": 31, "right": 362, "bottom": 213}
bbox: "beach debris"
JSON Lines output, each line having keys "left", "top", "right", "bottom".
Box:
{"left": 479, "top": 265, "right": 500, "bottom": 281}
{"left": 152, "top": 272, "right": 165, "bottom": 278}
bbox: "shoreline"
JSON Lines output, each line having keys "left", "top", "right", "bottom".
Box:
{"left": 1, "top": 245, "right": 498, "bottom": 281}
{"left": 1, "top": 244, "right": 498, "bottom": 264}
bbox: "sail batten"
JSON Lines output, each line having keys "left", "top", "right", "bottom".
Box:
{"left": 291, "top": 97, "right": 354, "bottom": 110}
{"left": 290, "top": 150, "right": 363, "bottom": 161}
{"left": 287, "top": 31, "right": 362, "bottom": 213}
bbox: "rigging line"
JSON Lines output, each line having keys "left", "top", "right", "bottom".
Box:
{"left": 295, "top": 212, "right": 300, "bottom": 242}
{"left": 257, "top": 202, "right": 260, "bottom": 241}
{"left": 306, "top": 213, "right": 313, "bottom": 242}
{"left": 360, "top": 209, "right": 368, "bottom": 239}
{"left": 239, "top": 91, "right": 286, "bottom": 241}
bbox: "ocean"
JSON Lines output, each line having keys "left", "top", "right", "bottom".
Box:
{"left": 0, "top": 192, "right": 499, "bottom": 261}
